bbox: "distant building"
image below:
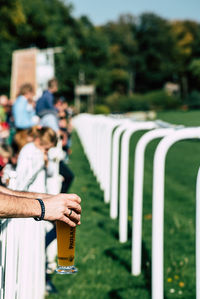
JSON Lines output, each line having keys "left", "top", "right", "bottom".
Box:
{"left": 74, "top": 84, "right": 95, "bottom": 113}
{"left": 10, "top": 47, "right": 62, "bottom": 100}
{"left": 164, "top": 82, "right": 180, "bottom": 96}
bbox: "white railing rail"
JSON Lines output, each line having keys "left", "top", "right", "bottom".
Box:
{"left": 0, "top": 218, "right": 45, "bottom": 299}
{"left": 110, "top": 120, "right": 133, "bottom": 219}
{"left": 73, "top": 114, "right": 200, "bottom": 299}
{"left": 119, "top": 121, "right": 157, "bottom": 243}
{"left": 131, "top": 127, "right": 174, "bottom": 276}
{"left": 152, "top": 127, "right": 200, "bottom": 299}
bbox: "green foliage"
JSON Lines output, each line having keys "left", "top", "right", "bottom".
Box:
{"left": 95, "top": 68, "right": 112, "bottom": 98}
{"left": 94, "top": 104, "right": 110, "bottom": 115}
{"left": 145, "top": 90, "right": 181, "bottom": 110}
{"left": 0, "top": 1, "right": 200, "bottom": 107}
{"left": 55, "top": 15, "right": 110, "bottom": 99}
{"left": 17, "top": 0, "right": 74, "bottom": 48}
{"left": 135, "top": 13, "right": 176, "bottom": 92}
{"left": 189, "top": 59, "right": 200, "bottom": 80}
{"left": 0, "top": 0, "right": 25, "bottom": 40}
{"left": 0, "top": 39, "right": 16, "bottom": 94}
{"left": 0, "top": 0, "right": 25, "bottom": 94}
{"left": 105, "top": 90, "right": 181, "bottom": 113}
{"left": 170, "top": 20, "right": 200, "bottom": 97}
{"left": 184, "top": 90, "right": 200, "bottom": 109}
{"left": 109, "top": 69, "right": 129, "bottom": 93}
{"left": 105, "top": 92, "right": 121, "bottom": 111}
{"left": 55, "top": 39, "right": 80, "bottom": 98}
{"left": 105, "top": 92, "right": 139, "bottom": 112}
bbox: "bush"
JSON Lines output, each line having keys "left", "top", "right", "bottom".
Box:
{"left": 120, "top": 94, "right": 150, "bottom": 111}
{"left": 184, "top": 90, "right": 200, "bottom": 109}
{"left": 105, "top": 92, "right": 123, "bottom": 112}
{"left": 144, "top": 90, "right": 181, "bottom": 110}
{"left": 105, "top": 90, "right": 181, "bottom": 113}
{"left": 94, "top": 104, "right": 111, "bottom": 114}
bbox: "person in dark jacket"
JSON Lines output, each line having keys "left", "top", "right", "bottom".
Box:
{"left": 36, "top": 78, "right": 58, "bottom": 116}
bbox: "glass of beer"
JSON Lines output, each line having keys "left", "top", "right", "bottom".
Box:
{"left": 55, "top": 220, "right": 78, "bottom": 274}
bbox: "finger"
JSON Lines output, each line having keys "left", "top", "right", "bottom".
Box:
{"left": 66, "top": 209, "right": 81, "bottom": 223}
{"left": 65, "top": 194, "right": 81, "bottom": 204}
{"left": 68, "top": 208, "right": 73, "bottom": 217}
{"left": 59, "top": 215, "right": 76, "bottom": 227}
{"left": 66, "top": 201, "right": 82, "bottom": 214}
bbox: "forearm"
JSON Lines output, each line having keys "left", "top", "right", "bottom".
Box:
{"left": 0, "top": 186, "right": 50, "bottom": 200}
{"left": 0, "top": 193, "right": 41, "bottom": 218}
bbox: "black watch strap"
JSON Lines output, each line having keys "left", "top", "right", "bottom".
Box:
{"left": 34, "top": 198, "right": 45, "bottom": 221}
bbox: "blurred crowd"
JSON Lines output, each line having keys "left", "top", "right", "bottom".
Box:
{"left": 0, "top": 78, "right": 76, "bottom": 294}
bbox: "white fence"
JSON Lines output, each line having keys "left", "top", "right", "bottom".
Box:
{"left": 0, "top": 144, "right": 62, "bottom": 299}
{"left": 73, "top": 113, "right": 200, "bottom": 299}
{"left": 0, "top": 218, "right": 45, "bottom": 299}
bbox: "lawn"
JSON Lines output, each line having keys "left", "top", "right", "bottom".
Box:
{"left": 47, "top": 110, "right": 200, "bottom": 299}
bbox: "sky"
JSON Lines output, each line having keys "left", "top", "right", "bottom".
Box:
{"left": 69, "top": 0, "right": 200, "bottom": 25}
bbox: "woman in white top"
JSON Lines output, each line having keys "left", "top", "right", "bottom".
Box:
{"left": 16, "top": 127, "right": 57, "bottom": 192}
{"left": 15, "top": 127, "right": 57, "bottom": 298}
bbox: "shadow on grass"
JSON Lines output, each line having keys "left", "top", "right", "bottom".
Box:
{"left": 97, "top": 219, "right": 133, "bottom": 241}
{"left": 104, "top": 245, "right": 131, "bottom": 272}
{"left": 97, "top": 220, "right": 119, "bottom": 240}
{"left": 89, "top": 191, "right": 104, "bottom": 201}
{"left": 104, "top": 241, "right": 152, "bottom": 299}
{"left": 108, "top": 288, "right": 125, "bottom": 299}
{"left": 92, "top": 205, "right": 109, "bottom": 215}
{"left": 141, "top": 241, "right": 151, "bottom": 296}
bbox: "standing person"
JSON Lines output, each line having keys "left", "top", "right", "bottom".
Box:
{"left": 14, "top": 126, "right": 69, "bottom": 294}
{"left": 15, "top": 127, "right": 57, "bottom": 192}
{"left": 39, "top": 95, "right": 75, "bottom": 193}
{"left": 12, "top": 83, "right": 39, "bottom": 130}
{"left": 38, "top": 94, "right": 74, "bottom": 284}
{"left": 36, "top": 78, "right": 58, "bottom": 116}
{"left": 39, "top": 95, "right": 62, "bottom": 133}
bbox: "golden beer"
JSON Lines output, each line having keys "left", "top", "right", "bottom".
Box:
{"left": 56, "top": 220, "right": 78, "bottom": 274}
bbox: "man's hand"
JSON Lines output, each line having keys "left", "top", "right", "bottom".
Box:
{"left": 43, "top": 193, "right": 81, "bottom": 227}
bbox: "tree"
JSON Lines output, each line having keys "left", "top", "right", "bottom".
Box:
{"left": 101, "top": 14, "right": 137, "bottom": 95}
{"left": 189, "top": 59, "right": 200, "bottom": 79}
{"left": 17, "top": 0, "right": 74, "bottom": 48}
{"left": 0, "top": 0, "right": 25, "bottom": 94}
{"left": 170, "top": 20, "right": 200, "bottom": 97}
{"left": 135, "top": 13, "right": 176, "bottom": 92}
{"left": 0, "top": 0, "right": 25, "bottom": 39}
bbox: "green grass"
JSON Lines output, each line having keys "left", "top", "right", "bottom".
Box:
{"left": 47, "top": 131, "right": 150, "bottom": 299}
{"left": 47, "top": 110, "right": 200, "bottom": 299}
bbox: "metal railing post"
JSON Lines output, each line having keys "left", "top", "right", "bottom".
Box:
{"left": 103, "top": 119, "right": 122, "bottom": 203}
{"left": 119, "top": 122, "right": 157, "bottom": 243}
{"left": 131, "top": 128, "right": 174, "bottom": 276}
{"left": 110, "top": 121, "right": 133, "bottom": 219}
{"left": 152, "top": 128, "right": 200, "bottom": 299}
